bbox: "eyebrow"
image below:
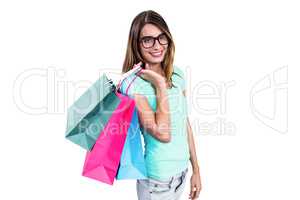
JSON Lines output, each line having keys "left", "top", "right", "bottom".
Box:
{"left": 140, "top": 32, "right": 164, "bottom": 38}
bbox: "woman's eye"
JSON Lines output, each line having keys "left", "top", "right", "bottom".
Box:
{"left": 143, "top": 38, "right": 153, "bottom": 43}
{"left": 159, "top": 34, "right": 167, "bottom": 41}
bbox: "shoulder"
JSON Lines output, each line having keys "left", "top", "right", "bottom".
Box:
{"left": 172, "top": 65, "right": 186, "bottom": 90}
{"left": 173, "top": 65, "right": 185, "bottom": 78}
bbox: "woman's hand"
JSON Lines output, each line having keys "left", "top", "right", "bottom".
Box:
{"left": 189, "top": 171, "right": 202, "bottom": 199}
{"left": 135, "top": 62, "right": 166, "bottom": 87}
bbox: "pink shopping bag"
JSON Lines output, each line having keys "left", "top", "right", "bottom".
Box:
{"left": 82, "top": 92, "right": 135, "bottom": 185}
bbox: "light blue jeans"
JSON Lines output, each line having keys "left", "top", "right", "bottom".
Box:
{"left": 136, "top": 168, "right": 188, "bottom": 200}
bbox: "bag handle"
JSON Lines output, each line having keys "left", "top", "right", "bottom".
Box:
{"left": 124, "top": 69, "right": 143, "bottom": 96}
{"left": 115, "top": 65, "right": 143, "bottom": 95}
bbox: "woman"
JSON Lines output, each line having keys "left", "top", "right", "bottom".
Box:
{"left": 121, "top": 10, "right": 202, "bottom": 200}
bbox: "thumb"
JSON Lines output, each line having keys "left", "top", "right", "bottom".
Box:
{"left": 145, "top": 63, "right": 150, "bottom": 69}
{"left": 136, "top": 69, "right": 144, "bottom": 77}
{"left": 133, "top": 62, "right": 142, "bottom": 69}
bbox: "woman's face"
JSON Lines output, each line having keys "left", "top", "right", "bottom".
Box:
{"left": 139, "top": 24, "right": 169, "bottom": 64}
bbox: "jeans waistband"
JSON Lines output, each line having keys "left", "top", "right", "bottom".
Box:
{"left": 148, "top": 168, "right": 188, "bottom": 185}
{"left": 170, "top": 168, "right": 188, "bottom": 183}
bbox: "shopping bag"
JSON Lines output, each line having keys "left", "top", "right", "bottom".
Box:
{"left": 82, "top": 92, "right": 136, "bottom": 185}
{"left": 116, "top": 107, "right": 147, "bottom": 180}
{"left": 65, "top": 74, "right": 120, "bottom": 150}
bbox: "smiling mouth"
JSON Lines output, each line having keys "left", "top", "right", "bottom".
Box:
{"left": 150, "top": 51, "right": 163, "bottom": 57}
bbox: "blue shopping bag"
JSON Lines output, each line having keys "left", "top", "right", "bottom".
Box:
{"left": 116, "top": 106, "right": 147, "bottom": 180}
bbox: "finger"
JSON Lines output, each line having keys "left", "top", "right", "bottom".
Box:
{"left": 190, "top": 183, "right": 195, "bottom": 195}
{"left": 189, "top": 186, "right": 194, "bottom": 199}
{"left": 133, "top": 62, "right": 142, "bottom": 68}
{"left": 136, "top": 69, "right": 143, "bottom": 76}
{"left": 133, "top": 63, "right": 140, "bottom": 69}
{"left": 190, "top": 186, "right": 197, "bottom": 199}
{"left": 189, "top": 184, "right": 193, "bottom": 197}
{"left": 138, "top": 70, "right": 146, "bottom": 80}
{"left": 145, "top": 62, "right": 150, "bottom": 69}
{"left": 189, "top": 191, "right": 196, "bottom": 199}
{"left": 195, "top": 188, "right": 201, "bottom": 199}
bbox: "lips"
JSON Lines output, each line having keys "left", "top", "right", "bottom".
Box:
{"left": 150, "top": 51, "right": 163, "bottom": 57}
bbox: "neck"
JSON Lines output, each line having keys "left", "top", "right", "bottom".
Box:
{"left": 148, "top": 63, "right": 164, "bottom": 76}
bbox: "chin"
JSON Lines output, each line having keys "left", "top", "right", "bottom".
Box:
{"left": 146, "top": 56, "right": 165, "bottom": 64}
{"left": 150, "top": 59, "right": 163, "bottom": 64}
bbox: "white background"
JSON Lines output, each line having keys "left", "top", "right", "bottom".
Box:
{"left": 1, "top": 0, "right": 299, "bottom": 199}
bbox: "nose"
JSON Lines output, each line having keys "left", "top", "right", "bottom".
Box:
{"left": 153, "top": 39, "right": 161, "bottom": 49}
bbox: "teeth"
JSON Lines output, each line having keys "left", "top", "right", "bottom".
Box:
{"left": 151, "top": 51, "right": 162, "bottom": 56}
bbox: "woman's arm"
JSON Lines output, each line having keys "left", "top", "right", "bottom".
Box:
{"left": 133, "top": 81, "right": 171, "bottom": 143}
{"left": 183, "top": 90, "right": 199, "bottom": 171}
{"left": 183, "top": 90, "right": 202, "bottom": 199}
{"left": 186, "top": 116, "right": 200, "bottom": 173}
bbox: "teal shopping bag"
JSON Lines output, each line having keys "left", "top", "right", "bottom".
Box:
{"left": 116, "top": 107, "right": 147, "bottom": 179}
{"left": 65, "top": 74, "right": 120, "bottom": 150}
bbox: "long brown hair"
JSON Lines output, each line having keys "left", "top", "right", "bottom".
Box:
{"left": 122, "top": 10, "right": 176, "bottom": 87}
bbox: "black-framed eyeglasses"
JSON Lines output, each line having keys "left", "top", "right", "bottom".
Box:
{"left": 139, "top": 33, "right": 169, "bottom": 49}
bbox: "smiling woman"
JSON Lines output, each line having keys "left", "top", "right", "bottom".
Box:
{"left": 121, "top": 10, "right": 202, "bottom": 200}
{"left": 122, "top": 11, "right": 175, "bottom": 89}
{"left": 139, "top": 25, "right": 169, "bottom": 69}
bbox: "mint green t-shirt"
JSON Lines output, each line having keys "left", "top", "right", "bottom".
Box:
{"left": 120, "top": 65, "right": 190, "bottom": 181}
